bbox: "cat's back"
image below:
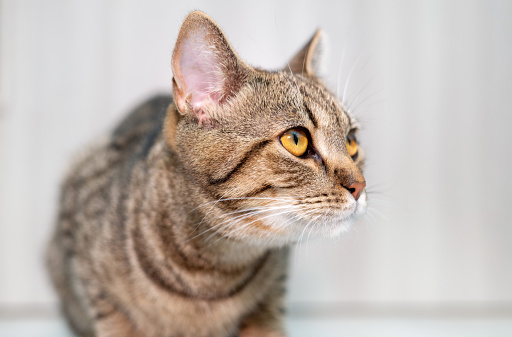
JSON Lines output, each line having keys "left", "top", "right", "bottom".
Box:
{"left": 62, "top": 95, "right": 172, "bottom": 196}
{"left": 111, "top": 95, "right": 172, "bottom": 153}
{"left": 46, "top": 95, "right": 173, "bottom": 335}
{"left": 52, "top": 94, "right": 172, "bottom": 254}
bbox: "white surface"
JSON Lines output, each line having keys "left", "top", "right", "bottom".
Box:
{"left": 0, "top": 319, "right": 71, "bottom": 337}
{"left": 288, "top": 318, "right": 512, "bottom": 337}
{"left": 1, "top": 0, "right": 512, "bottom": 309}
{"left": 0, "top": 317, "right": 511, "bottom": 337}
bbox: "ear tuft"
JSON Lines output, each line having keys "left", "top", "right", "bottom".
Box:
{"left": 171, "top": 11, "right": 248, "bottom": 125}
{"left": 288, "top": 29, "right": 325, "bottom": 77}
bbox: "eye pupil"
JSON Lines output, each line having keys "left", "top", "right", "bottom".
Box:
{"left": 293, "top": 132, "right": 299, "bottom": 145}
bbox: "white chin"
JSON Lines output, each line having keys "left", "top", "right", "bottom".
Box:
{"left": 261, "top": 190, "right": 368, "bottom": 245}
{"left": 329, "top": 190, "right": 368, "bottom": 237}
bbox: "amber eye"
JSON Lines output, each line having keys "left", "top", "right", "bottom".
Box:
{"left": 346, "top": 133, "right": 358, "bottom": 159}
{"left": 280, "top": 128, "right": 309, "bottom": 157}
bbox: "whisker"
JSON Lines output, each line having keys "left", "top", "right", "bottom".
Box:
{"left": 336, "top": 43, "right": 347, "bottom": 100}
{"left": 221, "top": 206, "right": 309, "bottom": 238}
{"left": 205, "top": 207, "right": 309, "bottom": 248}
{"left": 193, "top": 196, "right": 297, "bottom": 210}
{"left": 274, "top": 12, "right": 305, "bottom": 111}
{"left": 188, "top": 209, "right": 263, "bottom": 242}
{"left": 296, "top": 213, "right": 320, "bottom": 252}
{"left": 188, "top": 188, "right": 235, "bottom": 237}
{"left": 348, "top": 89, "right": 384, "bottom": 114}
{"left": 363, "top": 207, "right": 382, "bottom": 227}
{"left": 197, "top": 204, "right": 310, "bottom": 243}
{"left": 261, "top": 208, "right": 317, "bottom": 246}
{"left": 341, "top": 54, "right": 364, "bottom": 107}
{"left": 346, "top": 71, "right": 379, "bottom": 113}
{"left": 306, "top": 214, "right": 323, "bottom": 254}
{"left": 336, "top": 22, "right": 353, "bottom": 101}
{"left": 365, "top": 206, "right": 389, "bottom": 222}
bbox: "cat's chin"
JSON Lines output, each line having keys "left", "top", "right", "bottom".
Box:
{"left": 319, "top": 191, "right": 368, "bottom": 239}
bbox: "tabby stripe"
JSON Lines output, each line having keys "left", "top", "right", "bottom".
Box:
{"left": 133, "top": 226, "right": 193, "bottom": 296}
{"left": 95, "top": 309, "right": 116, "bottom": 320}
{"left": 276, "top": 273, "right": 288, "bottom": 283}
{"left": 303, "top": 104, "right": 318, "bottom": 128}
{"left": 208, "top": 140, "right": 271, "bottom": 185}
{"left": 157, "top": 214, "right": 219, "bottom": 273}
{"left": 221, "top": 252, "right": 270, "bottom": 299}
{"left": 135, "top": 223, "right": 271, "bottom": 300}
{"left": 158, "top": 177, "right": 242, "bottom": 274}
{"left": 245, "top": 184, "right": 272, "bottom": 198}
{"left": 205, "top": 184, "right": 273, "bottom": 211}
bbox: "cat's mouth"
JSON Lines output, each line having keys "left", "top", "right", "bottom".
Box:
{"left": 238, "top": 190, "right": 367, "bottom": 245}
{"left": 296, "top": 190, "right": 367, "bottom": 222}
{"left": 296, "top": 190, "right": 367, "bottom": 236}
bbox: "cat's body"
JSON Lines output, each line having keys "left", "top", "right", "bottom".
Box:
{"left": 47, "top": 12, "right": 367, "bottom": 337}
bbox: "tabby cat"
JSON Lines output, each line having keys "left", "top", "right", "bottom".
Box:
{"left": 46, "top": 11, "right": 367, "bottom": 337}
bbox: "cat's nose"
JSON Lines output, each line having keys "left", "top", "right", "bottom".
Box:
{"left": 333, "top": 163, "right": 366, "bottom": 200}
{"left": 344, "top": 181, "right": 366, "bottom": 200}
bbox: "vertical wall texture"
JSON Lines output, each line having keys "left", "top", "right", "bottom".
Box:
{"left": 1, "top": 0, "right": 511, "bottom": 309}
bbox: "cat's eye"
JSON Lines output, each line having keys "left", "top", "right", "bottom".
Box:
{"left": 280, "top": 128, "right": 309, "bottom": 157}
{"left": 346, "top": 133, "right": 358, "bottom": 159}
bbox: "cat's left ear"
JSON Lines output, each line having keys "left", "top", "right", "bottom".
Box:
{"left": 171, "top": 11, "right": 251, "bottom": 125}
{"left": 287, "top": 29, "right": 325, "bottom": 77}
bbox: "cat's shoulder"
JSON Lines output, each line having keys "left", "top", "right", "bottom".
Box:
{"left": 111, "top": 94, "right": 172, "bottom": 149}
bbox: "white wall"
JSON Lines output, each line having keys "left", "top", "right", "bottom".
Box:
{"left": 1, "top": 0, "right": 511, "bottom": 312}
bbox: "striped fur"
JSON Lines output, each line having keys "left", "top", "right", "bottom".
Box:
{"left": 46, "top": 11, "right": 367, "bottom": 337}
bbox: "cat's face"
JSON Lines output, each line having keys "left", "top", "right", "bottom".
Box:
{"left": 167, "top": 12, "right": 366, "bottom": 246}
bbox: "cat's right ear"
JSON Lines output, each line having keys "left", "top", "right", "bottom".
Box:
{"left": 287, "top": 29, "right": 325, "bottom": 77}
{"left": 171, "top": 11, "right": 249, "bottom": 125}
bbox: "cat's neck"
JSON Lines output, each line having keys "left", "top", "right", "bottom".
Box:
{"left": 200, "top": 233, "right": 270, "bottom": 267}
{"left": 140, "top": 138, "right": 269, "bottom": 271}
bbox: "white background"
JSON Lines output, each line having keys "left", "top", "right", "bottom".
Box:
{"left": 1, "top": 0, "right": 511, "bottom": 319}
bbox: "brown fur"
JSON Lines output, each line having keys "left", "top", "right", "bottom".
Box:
{"left": 46, "top": 11, "right": 366, "bottom": 337}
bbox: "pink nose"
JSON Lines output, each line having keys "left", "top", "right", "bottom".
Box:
{"left": 345, "top": 181, "right": 366, "bottom": 200}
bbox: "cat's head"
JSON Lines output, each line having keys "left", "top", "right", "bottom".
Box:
{"left": 165, "top": 11, "right": 366, "bottom": 246}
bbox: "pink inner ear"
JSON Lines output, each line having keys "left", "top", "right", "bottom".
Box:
{"left": 179, "top": 29, "right": 225, "bottom": 114}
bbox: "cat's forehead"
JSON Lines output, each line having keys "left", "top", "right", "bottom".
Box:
{"left": 300, "top": 77, "right": 350, "bottom": 128}
{"left": 272, "top": 72, "right": 352, "bottom": 131}
{"left": 223, "top": 71, "right": 354, "bottom": 139}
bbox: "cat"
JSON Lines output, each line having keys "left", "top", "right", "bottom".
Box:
{"left": 46, "top": 11, "right": 367, "bottom": 337}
